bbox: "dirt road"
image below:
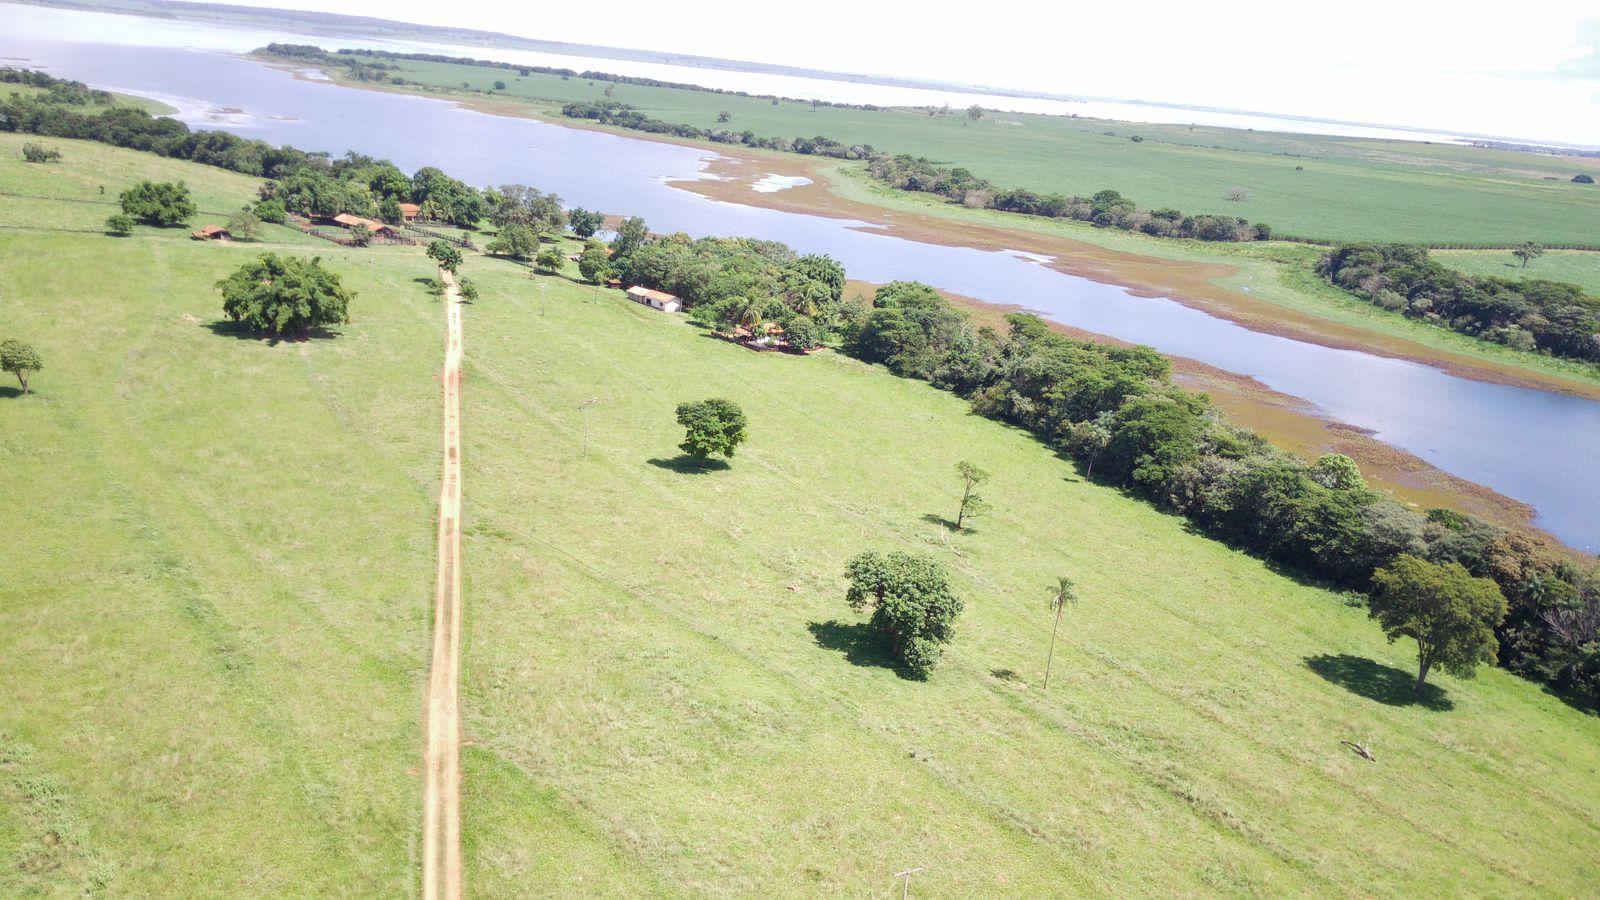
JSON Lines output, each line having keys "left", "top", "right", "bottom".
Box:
{"left": 422, "top": 268, "right": 464, "bottom": 900}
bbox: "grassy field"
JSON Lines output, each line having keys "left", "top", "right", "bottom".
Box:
{"left": 6, "top": 137, "right": 1600, "bottom": 896}
{"left": 0, "top": 132, "right": 320, "bottom": 244}
{"left": 329, "top": 55, "right": 1600, "bottom": 245}
{"left": 0, "top": 142, "right": 439, "bottom": 894}
{"left": 453, "top": 266, "right": 1600, "bottom": 893}
{"left": 1435, "top": 248, "right": 1600, "bottom": 295}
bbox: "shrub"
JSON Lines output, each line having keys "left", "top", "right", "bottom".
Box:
{"left": 21, "top": 142, "right": 61, "bottom": 163}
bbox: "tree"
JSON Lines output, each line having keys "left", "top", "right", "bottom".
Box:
{"left": 217, "top": 253, "right": 354, "bottom": 338}
{"left": 426, "top": 240, "right": 463, "bottom": 273}
{"left": 254, "top": 198, "right": 287, "bottom": 224}
{"left": 0, "top": 339, "right": 43, "bottom": 394}
{"left": 1042, "top": 576, "right": 1077, "bottom": 689}
{"left": 493, "top": 80, "right": 507, "bottom": 91}
{"left": 577, "top": 240, "right": 610, "bottom": 283}
{"left": 844, "top": 550, "right": 964, "bottom": 678}
{"left": 674, "top": 398, "right": 747, "bottom": 462}
{"left": 1574, "top": 174, "right": 1595, "bottom": 184}
{"left": 104, "top": 213, "right": 134, "bottom": 236}
{"left": 348, "top": 223, "right": 372, "bottom": 247}
{"left": 567, "top": 206, "right": 604, "bottom": 238}
{"left": 610, "top": 215, "right": 648, "bottom": 260}
{"left": 378, "top": 195, "right": 404, "bottom": 225}
{"left": 966, "top": 105, "right": 983, "bottom": 122}
{"left": 487, "top": 222, "right": 537, "bottom": 259}
{"left": 1224, "top": 186, "right": 1252, "bottom": 202}
{"left": 1067, "top": 416, "right": 1112, "bottom": 478}
{"left": 535, "top": 245, "right": 565, "bottom": 273}
{"left": 1368, "top": 554, "right": 1508, "bottom": 692}
{"left": 1512, "top": 242, "right": 1544, "bottom": 268}
{"left": 119, "top": 180, "right": 196, "bottom": 227}
{"left": 1309, "top": 453, "right": 1365, "bottom": 491}
{"left": 227, "top": 208, "right": 262, "bottom": 242}
{"left": 717, "top": 111, "right": 731, "bottom": 123}
{"left": 954, "top": 459, "right": 991, "bottom": 530}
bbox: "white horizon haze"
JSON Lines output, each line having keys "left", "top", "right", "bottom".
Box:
{"left": 144, "top": 0, "right": 1598, "bottom": 146}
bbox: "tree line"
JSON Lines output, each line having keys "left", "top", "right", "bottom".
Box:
{"left": 868, "top": 154, "right": 1272, "bottom": 241}
{"left": 0, "top": 67, "right": 114, "bottom": 106}
{"left": 562, "top": 101, "right": 879, "bottom": 159}
{"left": 1319, "top": 243, "right": 1600, "bottom": 363}
{"left": 603, "top": 230, "right": 850, "bottom": 350}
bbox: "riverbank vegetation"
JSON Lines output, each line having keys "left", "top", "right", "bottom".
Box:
{"left": 826, "top": 283, "right": 1598, "bottom": 707}
{"left": 6, "top": 123, "right": 1600, "bottom": 894}
{"left": 1319, "top": 244, "right": 1600, "bottom": 364}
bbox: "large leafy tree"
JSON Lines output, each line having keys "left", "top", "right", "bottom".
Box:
{"left": 0, "top": 339, "right": 43, "bottom": 394}
{"left": 567, "top": 206, "right": 604, "bottom": 238}
{"left": 577, "top": 240, "right": 610, "bottom": 283}
{"left": 788, "top": 253, "right": 845, "bottom": 304}
{"left": 844, "top": 551, "right": 964, "bottom": 678}
{"left": 426, "top": 240, "right": 463, "bottom": 273}
{"left": 674, "top": 398, "right": 747, "bottom": 462}
{"left": 217, "top": 254, "right": 353, "bottom": 338}
{"left": 486, "top": 223, "right": 537, "bottom": 260}
{"left": 1369, "top": 554, "right": 1508, "bottom": 692}
{"left": 119, "top": 180, "right": 195, "bottom": 226}
{"left": 610, "top": 215, "right": 649, "bottom": 260}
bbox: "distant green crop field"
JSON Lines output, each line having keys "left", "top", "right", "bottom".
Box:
{"left": 1435, "top": 249, "right": 1600, "bottom": 295}
{"left": 355, "top": 55, "right": 1600, "bottom": 245}
{"left": 6, "top": 133, "right": 1600, "bottom": 896}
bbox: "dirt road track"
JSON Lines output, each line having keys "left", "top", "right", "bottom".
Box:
{"left": 422, "top": 268, "right": 464, "bottom": 900}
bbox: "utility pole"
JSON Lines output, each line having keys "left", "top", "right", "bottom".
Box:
{"left": 894, "top": 867, "right": 924, "bottom": 899}
{"left": 578, "top": 397, "right": 598, "bottom": 457}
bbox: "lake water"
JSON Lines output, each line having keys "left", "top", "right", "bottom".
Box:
{"left": 5, "top": 28, "right": 1599, "bottom": 551}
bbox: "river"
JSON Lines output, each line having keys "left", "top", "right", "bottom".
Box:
{"left": 5, "top": 26, "right": 1599, "bottom": 551}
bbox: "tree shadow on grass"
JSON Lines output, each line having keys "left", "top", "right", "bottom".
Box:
{"left": 919, "top": 513, "right": 980, "bottom": 535}
{"left": 0, "top": 386, "right": 22, "bottom": 399}
{"left": 807, "top": 620, "right": 915, "bottom": 679}
{"left": 1305, "top": 654, "right": 1453, "bottom": 711}
{"left": 646, "top": 455, "right": 729, "bottom": 474}
{"left": 203, "top": 320, "right": 339, "bottom": 344}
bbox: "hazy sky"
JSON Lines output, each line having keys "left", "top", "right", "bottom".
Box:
{"left": 171, "top": 0, "right": 1600, "bottom": 144}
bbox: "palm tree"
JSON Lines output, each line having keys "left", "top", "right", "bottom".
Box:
{"left": 1043, "top": 576, "right": 1077, "bottom": 689}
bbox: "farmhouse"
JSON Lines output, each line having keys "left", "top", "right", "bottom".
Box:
{"left": 626, "top": 285, "right": 681, "bottom": 312}
{"left": 190, "top": 224, "right": 231, "bottom": 240}
{"left": 331, "top": 213, "right": 397, "bottom": 236}
{"left": 397, "top": 202, "right": 421, "bottom": 222}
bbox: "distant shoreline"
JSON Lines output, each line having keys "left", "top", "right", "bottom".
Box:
{"left": 8, "top": 0, "right": 1596, "bottom": 149}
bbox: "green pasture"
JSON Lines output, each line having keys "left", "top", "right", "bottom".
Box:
{"left": 0, "top": 147, "right": 439, "bottom": 894}
{"left": 453, "top": 257, "right": 1600, "bottom": 894}
{"left": 351, "top": 56, "right": 1600, "bottom": 245}
{"left": 5, "top": 132, "right": 1600, "bottom": 897}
